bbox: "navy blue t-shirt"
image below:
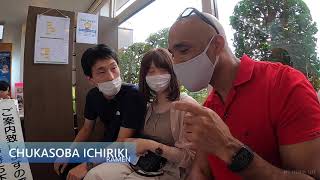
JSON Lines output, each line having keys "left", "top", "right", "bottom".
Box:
{"left": 84, "top": 83, "right": 146, "bottom": 142}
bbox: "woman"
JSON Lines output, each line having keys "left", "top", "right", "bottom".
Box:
{"left": 0, "top": 81, "right": 11, "bottom": 99}
{"left": 84, "top": 48, "right": 198, "bottom": 180}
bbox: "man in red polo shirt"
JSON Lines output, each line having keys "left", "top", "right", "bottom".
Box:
{"left": 168, "top": 8, "right": 320, "bottom": 180}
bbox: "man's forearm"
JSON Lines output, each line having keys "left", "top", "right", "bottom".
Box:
{"left": 187, "top": 171, "right": 212, "bottom": 180}
{"left": 239, "top": 153, "right": 315, "bottom": 180}
{"left": 187, "top": 152, "right": 213, "bottom": 180}
{"left": 67, "top": 128, "right": 91, "bottom": 152}
{"left": 187, "top": 165, "right": 213, "bottom": 180}
{"left": 188, "top": 153, "right": 315, "bottom": 180}
{"left": 73, "top": 128, "right": 91, "bottom": 142}
{"left": 220, "top": 139, "right": 316, "bottom": 180}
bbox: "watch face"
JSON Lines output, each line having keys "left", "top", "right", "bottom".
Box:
{"left": 229, "top": 146, "right": 254, "bottom": 172}
{"left": 87, "top": 162, "right": 94, "bottom": 171}
{"left": 238, "top": 149, "right": 251, "bottom": 161}
{"left": 155, "top": 147, "right": 163, "bottom": 155}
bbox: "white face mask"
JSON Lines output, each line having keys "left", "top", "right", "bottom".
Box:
{"left": 98, "top": 76, "right": 122, "bottom": 97}
{"left": 146, "top": 74, "right": 171, "bottom": 92}
{"left": 173, "top": 36, "right": 219, "bottom": 92}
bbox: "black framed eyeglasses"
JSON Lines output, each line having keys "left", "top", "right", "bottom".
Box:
{"left": 177, "top": 7, "right": 220, "bottom": 34}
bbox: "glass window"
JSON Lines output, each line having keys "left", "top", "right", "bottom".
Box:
{"left": 217, "top": 0, "right": 320, "bottom": 89}
{"left": 0, "top": 25, "right": 3, "bottom": 40}
{"left": 118, "top": 27, "right": 133, "bottom": 49}
{"left": 118, "top": 0, "right": 208, "bottom": 103}
{"left": 100, "top": 1, "right": 110, "bottom": 17}
{"left": 119, "top": 0, "right": 202, "bottom": 43}
{"left": 115, "top": 0, "right": 135, "bottom": 16}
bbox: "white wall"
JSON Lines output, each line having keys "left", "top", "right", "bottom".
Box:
{"left": 2, "top": 23, "right": 23, "bottom": 96}
{"left": 20, "top": 23, "right": 26, "bottom": 82}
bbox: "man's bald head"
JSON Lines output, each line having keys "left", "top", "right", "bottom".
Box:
{"left": 168, "top": 13, "right": 229, "bottom": 64}
{"left": 169, "top": 13, "right": 227, "bottom": 45}
{"left": 170, "top": 15, "right": 216, "bottom": 46}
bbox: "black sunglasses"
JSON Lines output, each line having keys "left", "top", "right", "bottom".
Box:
{"left": 177, "top": 7, "right": 220, "bottom": 34}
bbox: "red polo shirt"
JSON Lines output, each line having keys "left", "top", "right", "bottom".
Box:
{"left": 204, "top": 55, "right": 320, "bottom": 180}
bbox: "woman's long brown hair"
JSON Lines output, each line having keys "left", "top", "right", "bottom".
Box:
{"left": 139, "top": 48, "right": 180, "bottom": 103}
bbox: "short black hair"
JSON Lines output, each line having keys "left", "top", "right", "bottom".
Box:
{"left": 0, "top": 81, "right": 10, "bottom": 91}
{"left": 81, "top": 44, "right": 119, "bottom": 77}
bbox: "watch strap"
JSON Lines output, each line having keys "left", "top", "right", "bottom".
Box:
{"left": 86, "top": 162, "right": 95, "bottom": 171}
{"left": 228, "top": 146, "right": 254, "bottom": 172}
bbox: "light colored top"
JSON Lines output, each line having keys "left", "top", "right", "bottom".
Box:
{"left": 144, "top": 109, "right": 175, "bottom": 146}
{"left": 144, "top": 93, "right": 198, "bottom": 179}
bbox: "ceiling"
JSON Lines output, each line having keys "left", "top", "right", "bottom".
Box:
{"left": 0, "top": 0, "right": 96, "bottom": 24}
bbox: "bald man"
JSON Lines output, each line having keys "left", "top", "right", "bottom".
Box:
{"left": 169, "top": 8, "right": 320, "bottom": 180}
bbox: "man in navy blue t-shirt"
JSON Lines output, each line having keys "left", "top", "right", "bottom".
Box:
{"left": 54, "top": 44, "right": 146, "bottom": 180}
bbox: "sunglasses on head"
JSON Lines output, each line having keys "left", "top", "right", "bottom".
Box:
{"left": 177, "top": 7, "right": 220, "bottom": 34}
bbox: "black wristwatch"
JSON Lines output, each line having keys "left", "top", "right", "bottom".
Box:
{"left": 228, "top": 146, "right": 254, "bottom": 172}
{"left": 155, "top": 147, "right": 163, "bottom": 156}
{"left": 86, "top": 162, "right": 95, "bottom": 171}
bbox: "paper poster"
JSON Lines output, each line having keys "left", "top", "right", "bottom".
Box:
{"left": 76, "top": 12, "right": 98, "bottom": 44}
{"left": 34, "top": 15, "right": 70, "bottom": 64}
{"left": 0, "top": 99, "right": 33, "bottom": 180}
{"left": 14, "top": 83, "right": 24, "bottom": 115}
{"left": 0, "top": 51, "right": 11, "bottom": 85}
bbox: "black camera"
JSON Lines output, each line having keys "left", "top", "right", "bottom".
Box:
{"left": 129, "top": 150, "right": 167, "bottom": 177}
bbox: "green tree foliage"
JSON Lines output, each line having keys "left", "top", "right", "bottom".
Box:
{"left": 119, "top": 28, "right": 208, "bottom": 103}
{"left": 119, "top": 42, "right": 152, "bottom": 84}
{"left": 230, "top": 0, "right": 320, "bottom": 89}
{"left": 180, "top": 86, "right": 208, "bottom": 104}
{"left": 145, "top": 28, "right": 169, "bottom": 48}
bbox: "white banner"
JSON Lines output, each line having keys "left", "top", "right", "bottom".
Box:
{"left": 0, "top": 100, "right": 33, "bottom": 180}
{"left": 76, "top": 12, "right": 99, "bottom": 44}
{"left": 34, "top": 15, "right": 70, "bottom": 64}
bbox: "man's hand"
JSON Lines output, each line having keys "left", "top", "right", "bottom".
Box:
{"left": 174, "top": 101, "right": 242, "bottom": 164}
{"left": 126, "top": 138, "right": 158, "bottom": 156}
{"left": 67, "top": 163, "right": 88, "bottom": 180}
